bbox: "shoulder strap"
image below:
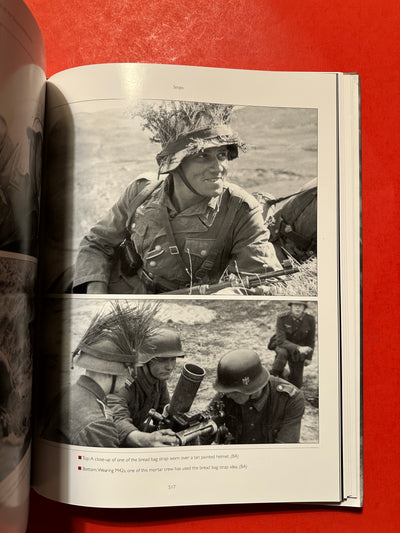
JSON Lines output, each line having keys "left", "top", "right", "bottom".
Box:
{"left": 194, "top": 193, "right": 243, "bottom": 282}
{"left": 271, "top": 179, "right": 317, "bottom": 207}
{"left": 125, "top": 179, "right": 164, "bottom": 230}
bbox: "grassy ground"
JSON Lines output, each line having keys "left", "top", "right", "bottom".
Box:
{"left": 40, "top": 298, "right": 319, "bottom": 444}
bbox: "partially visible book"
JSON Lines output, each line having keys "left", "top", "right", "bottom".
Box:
{"left": 0, "top": 1, "right": 361, "bottom": 531}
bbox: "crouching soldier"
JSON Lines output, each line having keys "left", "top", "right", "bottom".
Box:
{"left": 108, "top": 327, "right": 184, "bottom": 447}
{"left": 270, "top": 301, "right": 316, "bottom": 388}
{"left": 206, "top": 349, "right": 305, "bottom": 444}
{"left": 41, "top": 304, "right": 140, "bottom": 447}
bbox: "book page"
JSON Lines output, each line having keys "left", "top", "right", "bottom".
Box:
{"left": 0, "top": 0, "right": 46, "bottom": 530}
{"left": 33, "top": 64, "right": 357, "bottom": 508}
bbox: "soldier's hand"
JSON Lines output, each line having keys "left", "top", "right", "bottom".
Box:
{"left": 161, "top": 404, "right": 170, "bottom": 417}
{"left": 148, "top": 429, "right": 178, "bottom": 447}
{"left": 304, "top": 359, "right": 311, "bottom": 367}
{"left": 125, "top": 428, "right": 178, "bottom": 447}
{"left": 247, "top": 285, "right": 270, "bottom": 295}
{"left": 298, "top": 346, "right": 310, "bottom": 354}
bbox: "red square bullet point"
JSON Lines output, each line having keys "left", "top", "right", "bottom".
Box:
{"left": 78, "top": 466, "right": 82, "bottom": 470}
{"left": 78, "top": 456, "right": 82, "bottom": 460}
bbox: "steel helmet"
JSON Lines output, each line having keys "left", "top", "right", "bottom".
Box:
{"left": 74, "top": 337, "right": 135, "bottom": 376}
{"left": 139, "top": 101, "right": 246, "bottom": 174}
{"left": 72, "top": 301, "right": 160, "bottom": 375}
{"left": 213, "top": 349, "right": 270, "bottom": 394}
{"left": 138, "top": 327, "right": 185, "bottom": 365}
{"left": 288, "top": 301, "right": 308, "bottom": 308}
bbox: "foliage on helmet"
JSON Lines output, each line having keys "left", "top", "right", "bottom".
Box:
{"left": 138, "top": 101, "right": 236, "bottom": 147}
{"left": 72, "top": 301, "right": 160, "bottom": 367}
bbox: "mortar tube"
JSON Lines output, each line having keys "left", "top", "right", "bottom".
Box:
{"left": 168, "top": 363, "right": 205, "bottom": 416}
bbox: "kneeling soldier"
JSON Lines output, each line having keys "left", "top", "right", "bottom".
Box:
{"left": 108, "top": 326, "right": 184, "bottom": 447}
{"left": 270, "top": 301, "right": 316, "bottom": 388}
{"left": 208, "top": 349, "right": 305, "bottom": 444}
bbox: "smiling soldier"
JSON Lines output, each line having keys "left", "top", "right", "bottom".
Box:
{"left": 72, "top": 101, "right": 281, "bottom": 294}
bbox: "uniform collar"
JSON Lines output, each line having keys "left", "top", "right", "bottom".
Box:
{"left": 291, "top": 312, "right": 305, "bottom": 323}
{"left": 77, "top": 374, "right": 107, "bottom": 402}
{"left": 137, "top": 364, "right": 162, "bottom": 393}
{"left": 244, "top": 384, "right": 270, "bottom": 412}
{"left": 158, "top": 174, "right": 224, "bottom": 225}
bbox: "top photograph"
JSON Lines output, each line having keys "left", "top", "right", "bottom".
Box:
{"left": 43, "top": 98, "right": 318, "bottom": 296}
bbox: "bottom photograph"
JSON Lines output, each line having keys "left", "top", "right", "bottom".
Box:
{"left": 37, "top": 298, "right": 319, "bottom": 448}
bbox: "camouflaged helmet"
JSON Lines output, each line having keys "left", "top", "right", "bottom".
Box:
{"left": 213, "top": 349, "right": 270, "bottom": 394}
{"left": 138, "top": 327, "right": 185, "bottom": 365}
{"left": 74, "top": 337, "right": 135, "bottom": 376}
{"left": 72, "top": 302, "right": 159, "bottom": 375}
{"left": 139, "top": 101, "right": 247, "bottom": 174}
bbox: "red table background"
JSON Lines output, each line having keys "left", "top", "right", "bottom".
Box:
{"left": 23, "top": 0, "right": 400, "bottom": 531}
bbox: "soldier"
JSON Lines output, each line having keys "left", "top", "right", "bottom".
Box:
{"left": 41, "top": 303, "right": 148, "bottom": 447}
{"left": 269, "top": 178, "right": 317, "bottom": 263}
{"left": 73, "top": 101, "right": 281, "bottom": 294}
{"left": 270, "top": 301, "right": 316, "bottom": 388}
{"left": 207, "top": 349, "right": 305, "bottom": 444}
{"left": 108, "top": 327, "right": 184, "bottom": 447}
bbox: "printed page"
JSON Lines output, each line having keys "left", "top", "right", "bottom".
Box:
{"left": 33, "top": 64, "right": 352, "bottom": 507}
{"left": 0, "top": 0, "right": 46, "bottom": 530}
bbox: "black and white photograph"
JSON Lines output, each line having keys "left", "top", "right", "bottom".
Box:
{"left": 38, "top": 298, "right": 319, "bottom": 449}
{"left": 0, "top": 3, "right": 365, "bottom": 521}
{"left": 0, "top": 113, "right": 43, "bottom": 257}
{"left": 0, "top": 45, "right": 45, "bottom": 259}
{"left": 42, "top": 96, "right": 317, "bottom": 297}
{"left": 32, "top": 65, "right": 353, "bottom": 509}
{"left": 0, "top": 255, "right": 36, "bottom": 486}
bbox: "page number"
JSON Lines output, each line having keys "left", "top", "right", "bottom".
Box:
{"left": 168, "top": 484, "right": 176, "bottom": 490}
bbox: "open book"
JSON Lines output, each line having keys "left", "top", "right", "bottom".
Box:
{"left": 0, "top": 1, "right": 361, "bottom": 531}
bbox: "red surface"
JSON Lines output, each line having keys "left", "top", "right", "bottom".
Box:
{"left": 23, "top": 0, "right": 400, "bottom": 532}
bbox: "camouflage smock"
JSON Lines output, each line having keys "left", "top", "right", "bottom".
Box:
{"left": 73, "top": 174, "right": 281, "bottom": 293}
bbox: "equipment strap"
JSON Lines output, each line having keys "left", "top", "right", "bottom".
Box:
{"left": 125, "top": 179, "right": 164, "bottom": 232}
{"left": 271, "top": 182, "right": 317, "bottom": 207}
{"left": 195, "top": 193, "right": 243, "bottom": 282}
{"left": 127, "top": 182, "right": 244, "bottom": 288}
{"left": 160, "top": 205, "right": 192, "bottom": 277}
{"left": 145, "top": 192, "right": 244, "bottom": 287}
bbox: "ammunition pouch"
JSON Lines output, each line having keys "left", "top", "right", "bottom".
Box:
{"left": 118, "top": 238, "right": 143, "bottom": 276}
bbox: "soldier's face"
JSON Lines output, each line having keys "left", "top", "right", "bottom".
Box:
{"left": 291, "top": 304, "right": 306, "bottom": 318}
{"left": 148, "top": 357, "right": 177, "bottom": 381}
{"left": 180, "top": 146, "right": 229, "bottom": 197}
{"left": 226, "top": 388, "right": 263, "bottom": 405}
